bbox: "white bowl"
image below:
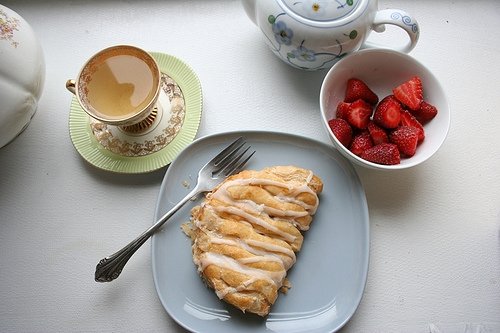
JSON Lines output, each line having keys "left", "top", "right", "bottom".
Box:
{"left": 319, "top": 49, "right": 450, "bottom": 170}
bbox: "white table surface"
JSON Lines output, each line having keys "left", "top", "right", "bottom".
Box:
{"left": 1, "top": 1, "right": 499, "bottom": 332}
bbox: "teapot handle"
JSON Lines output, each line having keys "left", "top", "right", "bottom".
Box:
{"left": 363, "top": 9, "right": 419, "bottom": 53}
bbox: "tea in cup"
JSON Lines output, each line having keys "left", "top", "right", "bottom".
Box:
{"left": 66, "top": 45, "right": 162, "bottom": 132}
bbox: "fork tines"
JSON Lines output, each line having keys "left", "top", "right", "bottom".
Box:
{"left": 212, "top": 137, "right": 255, "bottom": 177}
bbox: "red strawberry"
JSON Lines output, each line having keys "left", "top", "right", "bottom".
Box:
{"left": 393, "top": 76, "right": 423, "bottom": 111}
{"left": 350, "top": 131, "right": 373, "bottom": 156}
{"left": 328, "top": 118, "right": 353, "bottom": 147}
{"left": 411, "top": 101, "right": 438, "bottom": 124}
{"left": 345, "top": 78, "right": 379, "bottom": 105}
{"left": 336, "top": 101, "right": 350, "bottom": 120}
{"left": 361, "top": 143, "right": 400, "bottom": 165}
{"left": 345, "top": 99, "right": 373, "bottom": 130}
{"left": 373, "top": 95, "right": 402, "bottom": 129}
{"left": 400, "top": 109, "right": 425, "bottom": 143}
{"left": 390, "top": 126, "right": 419, "bottom": 157}
{"left": 367, "top": 121, "right": 389, "bottom": 145}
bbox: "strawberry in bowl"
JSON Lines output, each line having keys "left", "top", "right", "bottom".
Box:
{"left": 320, "top": 49, "right": 450, "bottom": 170}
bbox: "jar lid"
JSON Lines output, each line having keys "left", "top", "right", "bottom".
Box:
{"left": 277, "top": 0, "right": 361, "bottom": 22}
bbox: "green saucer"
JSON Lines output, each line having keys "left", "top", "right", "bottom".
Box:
{"left": 69, "top": 52, "right": 203, "bottom": 174}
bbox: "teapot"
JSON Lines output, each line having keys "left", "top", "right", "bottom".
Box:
{"left": 242, "top": 0, "right": 419, "bottom": 70}
{"left": 0, "top": 5, "right": 45, "bottom": 148}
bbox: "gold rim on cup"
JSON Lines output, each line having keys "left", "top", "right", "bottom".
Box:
{"left": 66, "top": 45, "right": 162, "bottom": 133}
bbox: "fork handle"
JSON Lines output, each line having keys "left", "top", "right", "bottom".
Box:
{"left": 95, "top": 186, "right": 200, "bottom": 282}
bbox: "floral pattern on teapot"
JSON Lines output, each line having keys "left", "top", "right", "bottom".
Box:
{"left": 243, "top": 0, "right": 420, "bottom": 70}
{"left": 280, "top": 0, "right": 357, "bottom": 21}
{"left": 266, "top": 1, "right": 358, "bottom": 70}
{"left": 0, "top": 8, "right": 20, "bottom": 47}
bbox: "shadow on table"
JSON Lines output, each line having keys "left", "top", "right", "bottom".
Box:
{"left": 280, "top": 65, "right": 329, "bottom": 105}
{"left": 80, "top": 158, "right": 167, "bottom": 187}
{"left": 270, "top": 59, "right": 330, "bottom": 115}
{"left": 355, "top": 165, "right": 423, "bottom": 219}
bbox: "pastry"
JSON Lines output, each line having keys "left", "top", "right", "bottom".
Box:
{"left": 184, "top": 166, "right": 323, "bottom": 316}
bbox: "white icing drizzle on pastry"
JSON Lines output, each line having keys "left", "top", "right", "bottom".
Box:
{"left": 191, "top": 169, "right": 320, "bottom": 303}
{"left": 244, "top": 239, "right": 296, "bottom": 265}
{"left": 211, "top": 176, "right": 319, "bottom": 218}
{"left": 196, "top": 252, "right": 287, "bottom": 299}
{"left": 208, "top": 235, "right": 296, "bottom": 268}
{"left": 216, "top": 277, "right": 260, "bottom": 299}
{"left": 193, "top": 225, "right": 296, "bottom": 281}
{"left": 214, "top": 205, "right": 297, "bottom": 242}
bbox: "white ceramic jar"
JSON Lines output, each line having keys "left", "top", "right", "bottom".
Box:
{"left": 242, "top": 0, "right": 419, "bottom": 70}
{"left": 0, "top": 4, "right": 45, "bottom": 148}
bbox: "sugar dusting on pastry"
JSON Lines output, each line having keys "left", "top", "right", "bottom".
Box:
{"left": 183, "top": 165, "right": 323, "bottom": 316}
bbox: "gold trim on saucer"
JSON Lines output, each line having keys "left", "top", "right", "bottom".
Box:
{"left": 69, "top": 51, "right": 203, "bottom": 174}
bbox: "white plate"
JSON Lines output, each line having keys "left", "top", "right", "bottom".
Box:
{"left": 152, "top": 131, "right": 369, "bottom": 333}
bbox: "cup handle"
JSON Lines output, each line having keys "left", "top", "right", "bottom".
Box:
{"left": 363, "top": 9, "right": 419, "bottom": 53}
{"left": 66, "top": 79, "right": 76, "bottom": 94}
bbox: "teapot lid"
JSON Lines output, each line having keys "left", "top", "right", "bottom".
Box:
{"left": 277, "top": 0, "right": 362, "bottom": 22}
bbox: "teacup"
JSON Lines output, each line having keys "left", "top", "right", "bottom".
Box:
{"left": 243, "top": 0, "right": 420, "bottom": 70}
{"left": 66, "top": 45, "right": 162, "bottom": 132}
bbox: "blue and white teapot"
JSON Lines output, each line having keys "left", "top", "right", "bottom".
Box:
{"left": 242, "top": 0, "right": 419, "bottom": 70}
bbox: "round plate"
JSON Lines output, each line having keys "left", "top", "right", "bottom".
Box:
{"left": 152, "top": 131, "right": 369, "bottom": 333}
{"left": 68, "top": 52, "right": 202, "bottom": 173}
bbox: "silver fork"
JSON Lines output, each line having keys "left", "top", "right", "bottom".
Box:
{"left": 95, "top": 137, "right": 255, "bottom": 282}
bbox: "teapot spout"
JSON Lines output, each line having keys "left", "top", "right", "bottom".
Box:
{"left": 242, "top": 0, "right": 257, "bottom": 25}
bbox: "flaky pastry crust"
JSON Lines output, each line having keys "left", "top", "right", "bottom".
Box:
{"left": 184, "top": 165, "right": 323, "bottom": 316}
